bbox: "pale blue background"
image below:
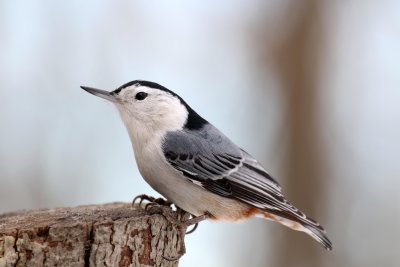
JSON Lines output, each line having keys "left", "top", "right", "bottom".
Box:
{"left": 1, "top": 1, "right": 399, "bottom": 266}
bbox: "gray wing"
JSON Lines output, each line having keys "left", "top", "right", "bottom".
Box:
{"left": 162, "top": 124, "right": 323, "bottom": 231}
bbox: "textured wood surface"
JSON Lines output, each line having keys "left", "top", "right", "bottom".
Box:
{"left": 0, "top": 203, "right": 184, "bottom": 267}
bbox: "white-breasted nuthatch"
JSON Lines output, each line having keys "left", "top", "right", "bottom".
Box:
{"left": 81, "top": 80, "right": 332, "bottom": 251}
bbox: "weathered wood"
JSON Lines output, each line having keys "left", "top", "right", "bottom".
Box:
{"left": 0, "top": 203, "right": 185, "bottom": 267}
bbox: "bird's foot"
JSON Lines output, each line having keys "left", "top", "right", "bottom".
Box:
{"left": 132, "top": 194, "right": 172, "bottom": 208}
{"left": 175, "top": 207, "right": 200, "bottom": 235}
{"left": 133, "top": 197, "right": 204, "bottom": 235}
{"left": 147, "top": 205, "right": 182, "bottom": 224}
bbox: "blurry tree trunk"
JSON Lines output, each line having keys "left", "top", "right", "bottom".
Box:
{"left": 271, "top": 1, "right": 329, "bottom": 266}
{"left": 0, "top": 203, "right": 184, "bottom": 267}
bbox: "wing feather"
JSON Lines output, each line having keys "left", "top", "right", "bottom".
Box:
{"left": 162, "top": 126, "right": 324, "bottom": 231}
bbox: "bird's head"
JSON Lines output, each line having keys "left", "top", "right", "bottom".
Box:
{"left": 81, "top": 80, "right": 207, "bottom": 141}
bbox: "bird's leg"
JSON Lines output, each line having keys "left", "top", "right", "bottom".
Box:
{"left": 183, "top": 212, "right": 211, "bottom": 227}
{"left": 175, "top": 207, "right": 192, "bottom": 222}
{"left": 175, "top": 207, "right": 201, "bottom": 235}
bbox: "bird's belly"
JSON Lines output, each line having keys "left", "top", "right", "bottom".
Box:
{"left": 136, "top": 153, "right": 252, "bottom": 222}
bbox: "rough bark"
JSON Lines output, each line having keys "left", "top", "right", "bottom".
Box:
{"left": 0, "top": 203, "right": 184, "bottom": 267}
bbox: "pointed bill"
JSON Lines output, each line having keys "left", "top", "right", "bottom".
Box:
{"left": 81, "top": 86, "right": 117, "bottom": 103}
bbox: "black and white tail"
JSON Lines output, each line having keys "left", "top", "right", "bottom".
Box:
{"left": 263, "top": 208, "right": 333, "bottom": 251}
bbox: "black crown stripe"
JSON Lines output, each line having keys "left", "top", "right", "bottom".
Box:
{"left": 113, "top": 80, "right": 208, "bottom": 130}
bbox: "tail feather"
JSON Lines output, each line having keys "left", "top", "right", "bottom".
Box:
{"left": 302, "top": 224, "right": 333, "bottom": 251}
{"left": 261, "top": 212, "right": 333, "bottom": 251}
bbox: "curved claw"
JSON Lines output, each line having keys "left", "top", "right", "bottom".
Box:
{"left": 132, "top": 194, "right": 173, "bottom": 209}
{"left": 132, "top": 194, "right": 156, "bottom": 207}
{"left": 185, "top": 223, "right": 199, "bottom": 235}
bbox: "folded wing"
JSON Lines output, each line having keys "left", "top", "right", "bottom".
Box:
{"left": 162, "top": 124, "right": 332, "bottom": 250}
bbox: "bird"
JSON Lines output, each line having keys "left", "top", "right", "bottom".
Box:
{"left": 81, "top": 80, "right": 333, "bottom": 252}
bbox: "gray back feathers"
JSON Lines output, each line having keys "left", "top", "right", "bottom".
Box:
{"left": 162, "top": 122, "right": 332, "bottom": 250}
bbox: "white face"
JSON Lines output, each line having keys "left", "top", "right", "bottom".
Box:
{"left": 113, "top": 84, "right": 188, "bottom": 135}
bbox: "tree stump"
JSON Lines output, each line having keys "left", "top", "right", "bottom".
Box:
{"left": 0, "top": 203, "right": 185, "bottom": 267}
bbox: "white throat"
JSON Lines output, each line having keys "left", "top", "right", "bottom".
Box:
{"left": 116, "top": 101, "right": 188, "bottom": 150}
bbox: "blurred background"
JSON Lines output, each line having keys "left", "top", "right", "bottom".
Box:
{"left": 1, "top": 1, "right": 399, "bottom": 266}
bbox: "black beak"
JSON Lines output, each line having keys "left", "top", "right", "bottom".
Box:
{"left": 81, "top": 86, "right": 117, "bottom": 103}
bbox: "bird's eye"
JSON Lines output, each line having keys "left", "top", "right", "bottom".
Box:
{"left": 135, "top": 92, "right": 148, "bottom": 101}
